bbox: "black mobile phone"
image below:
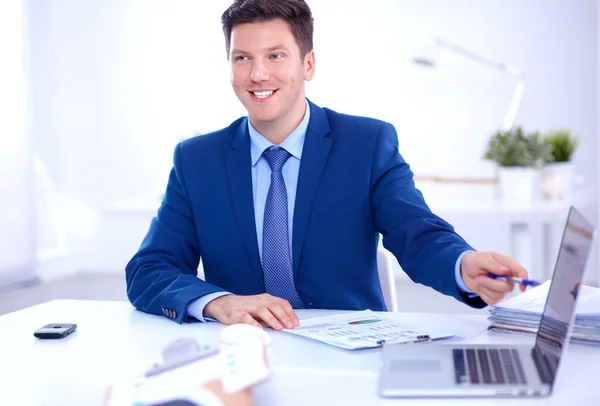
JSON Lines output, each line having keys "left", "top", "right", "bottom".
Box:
{"left": 34, "top": 323, "right": 77, "bottom": 339}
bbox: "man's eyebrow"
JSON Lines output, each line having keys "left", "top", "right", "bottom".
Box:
{"left": 265, "top": 44, "right": 289, "bottom": 52}
{"left": 230, "top": 45, "right": 290, "bottom": 54}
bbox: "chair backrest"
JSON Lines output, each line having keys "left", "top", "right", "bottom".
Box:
{"left": 197, "top": 259, "right": 205, "bottom": 280}
{"left": 377, "top": 247, "right": 398, "bottom": 312}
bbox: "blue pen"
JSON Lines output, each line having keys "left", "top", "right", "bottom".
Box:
{"left": 487, "top": 273, "right": 541, "bottom": 287}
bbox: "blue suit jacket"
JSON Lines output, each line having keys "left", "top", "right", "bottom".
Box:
{"left": 126, "top": 100, "right": 486, "bottom": 323}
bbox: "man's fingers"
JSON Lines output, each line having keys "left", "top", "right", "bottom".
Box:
{"left": 210, "top": 294, "right": 301, "bottom": 330}
{"left": 477, "top": 275, "right": 515, "bottom": 294}
{"left": 241, "top": 313, "right": 263, "bottom": 329}
{"left": 475, "top": 275, "right": 516, "bottom": 305}
{"left": 477, "top": 284, "right": 507, "bottom": 305}
{"left": 477, "top": 253, "right": 510, "bottom": 275}
{"left": 255, "top": 295, "right": 298, "bottom": 329}
{"left": 278, "top": 299, "right": 300, "bottom": 327}
{"left": 268, "top": 303, "right": 296, "bottom": 329}
{"left": 492, "top": 253, "right": 528, "bottom": 278}
{"left": 461, "top": 252, "right": 529, "bottom": 304}
{"left": 254, "top": 306, "right": 285, "bottom": 330}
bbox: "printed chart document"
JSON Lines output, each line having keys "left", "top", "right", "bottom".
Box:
{"left": 283, "top": 310, "right": 455, "bottom": 350}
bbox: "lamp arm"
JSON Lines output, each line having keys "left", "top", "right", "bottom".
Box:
{"left": 436, "top": 39, "right": 522, "bottom": 78}
{"left": 435, "top": 38, "right": 524, "bottom": 130}
{"left": 501, "top": 79, "right": 525, "bottom": 131}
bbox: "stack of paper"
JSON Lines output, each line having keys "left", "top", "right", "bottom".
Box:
{"left": 489, "top": 281, "right": 600, "bottom": 346}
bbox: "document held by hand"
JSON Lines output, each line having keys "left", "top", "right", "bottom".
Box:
{"left": 282, "top": 310, "right": 454, "bottom": 350}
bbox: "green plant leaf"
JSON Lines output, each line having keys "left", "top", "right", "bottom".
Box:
{"left": 483, "top": 126, "right": 552, "bottom": 168}
{"left": 543, "top": 129, "right": 579, "bottom": 163}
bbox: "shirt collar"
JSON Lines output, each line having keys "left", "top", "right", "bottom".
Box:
{"left": 249, "top": 99, "right": 310, "bottom": 166}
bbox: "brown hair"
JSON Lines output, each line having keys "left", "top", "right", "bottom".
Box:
{"left": 221, "top": 0, "right": 314, "bottom": 59}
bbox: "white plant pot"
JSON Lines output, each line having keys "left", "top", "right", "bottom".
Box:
{"left": 541, "top": 162, "right": 574, "bottom": 201}
{"left": 498, "top": 166, "right": 537, "bottom": 204}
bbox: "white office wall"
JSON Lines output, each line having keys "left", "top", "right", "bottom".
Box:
{"left": 311, "top": 0, "right": 597, "bottom": 182}
{"left": 0, "top": 0, "right": 37, "bottom": 287}
{"left": 27, "top": 0, "right": 598, "bottom": 278}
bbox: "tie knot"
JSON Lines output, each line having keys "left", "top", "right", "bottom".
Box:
{"left": 263, "top": 147, "right": 291, "bottom": 172}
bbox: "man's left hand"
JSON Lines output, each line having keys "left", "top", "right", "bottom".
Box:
{"left": 461, "top": 252, "right": 528, "bottom": 305}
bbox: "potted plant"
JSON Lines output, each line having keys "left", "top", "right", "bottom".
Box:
{"left": 483, "top": 126, "right": 552, "bottom": 203}
{"left": 541, "top": 129, "right": 579, "bottom": 200}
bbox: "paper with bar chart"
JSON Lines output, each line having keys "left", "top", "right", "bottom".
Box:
{"left": 282, "top": 310, "right": 454, "bottom": 350}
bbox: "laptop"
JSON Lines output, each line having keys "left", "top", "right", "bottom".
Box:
{"left": 379, "top": 206, "right": 596, "bottom": 398}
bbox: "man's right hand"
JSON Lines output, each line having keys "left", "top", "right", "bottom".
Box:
{"left": 203, "top": 294, "right": 300, "bottom": 330}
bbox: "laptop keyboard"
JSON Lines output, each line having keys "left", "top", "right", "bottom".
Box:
{"left": 453, "top": 348, "right": 527, "bottom": 385}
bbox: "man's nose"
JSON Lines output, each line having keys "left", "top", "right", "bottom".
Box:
{"left": 250, "top": 61, "right": 270, "bottom": 82}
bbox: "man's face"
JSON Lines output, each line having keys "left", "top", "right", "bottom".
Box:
{"left": 229, "top": 18, "right": 315, "bottom": 126}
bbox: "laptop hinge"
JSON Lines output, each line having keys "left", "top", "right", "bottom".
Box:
{"left": 531, "top": 347, "right": 554, "bottom": 385}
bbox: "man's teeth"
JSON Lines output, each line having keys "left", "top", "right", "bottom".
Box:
{"left": 253, "top": 90, "right": 273, "bottom": 99}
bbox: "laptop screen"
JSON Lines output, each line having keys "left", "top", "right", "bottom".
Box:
{"left": 532, "top": 207, "right": 595, "bottom": 385}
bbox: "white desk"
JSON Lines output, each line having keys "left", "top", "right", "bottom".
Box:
{"left": 3, "top": 300, "right": 597, "bottom": 406}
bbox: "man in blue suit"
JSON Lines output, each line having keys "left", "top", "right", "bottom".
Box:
{"left": 126, "top": 0, "right": 528, "bottom": 331}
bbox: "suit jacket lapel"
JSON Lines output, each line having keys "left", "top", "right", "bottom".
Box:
{"left": 292, "top": 101, "right": 332, "bottom": 276}
{"left": 226, "top": 119, "right": 264, "bottom": 289}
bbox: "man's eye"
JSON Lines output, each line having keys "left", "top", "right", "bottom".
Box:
{"left": 271, "top": 53, "right": 284, "bottom": 60}
{"left": 235, "top": 56, "right": 248, "bottom": 62}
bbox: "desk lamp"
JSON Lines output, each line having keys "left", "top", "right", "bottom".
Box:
{"left": 412, "top": 38, "right": 525, "bottom": 131}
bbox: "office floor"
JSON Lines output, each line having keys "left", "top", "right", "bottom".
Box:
{"left": 0, "top": 273, "right": 489, "bottom": 316}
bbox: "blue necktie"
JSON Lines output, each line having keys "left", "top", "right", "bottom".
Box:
{"left": 262, "top": 147, "right": 304, "bottom": 308}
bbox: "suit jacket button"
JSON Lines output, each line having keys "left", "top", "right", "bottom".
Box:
{"left": 173, "top": 310, "right": 177, "bottom": 318}
{"left": 162, "top": 308, "right": 166, "bottom": 315}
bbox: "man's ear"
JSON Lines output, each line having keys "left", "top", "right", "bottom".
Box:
{"left": 304, "top": 50, "right": 315, "bottom": 81}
